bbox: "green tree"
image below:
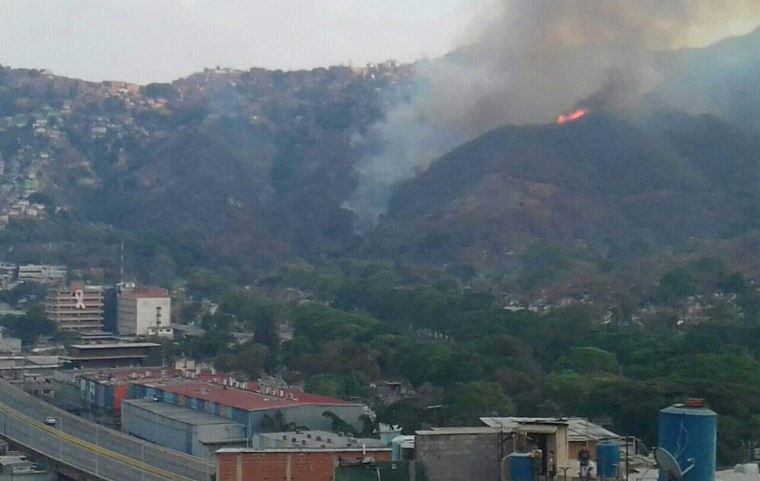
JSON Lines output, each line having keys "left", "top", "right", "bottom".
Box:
{"left": 444, "top": 381, "right": 513, "bottom": 425}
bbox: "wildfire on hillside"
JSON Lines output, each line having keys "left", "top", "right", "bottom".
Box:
{"left": 556, "top": 108, "right": 589, "bottom": 125}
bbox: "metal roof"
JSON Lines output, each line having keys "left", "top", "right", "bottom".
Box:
{"left": 70, "top": 343, "right": 161, "bottom": 349}
{"left": 217, "top": 447, "right": 391, "bottom": 454}
{"left": 124, "top": 399, "right": 245, "bottom": 427}
{"left": 415, "top": 427, "right": 502, "bottom": 436}
{"left": 256, "top": 431, "right": 386, "bottom": 449}
{"left": 479, "top": 417, "right": 620, "bottom": 441}
{"left": 135, "top": 379, "right": 362, "bottom": 412}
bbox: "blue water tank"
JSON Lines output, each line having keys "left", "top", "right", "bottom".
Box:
{"left": 508, "top": 453, "right": 535, "bottom": 481}
{"left": 597, "top": 440, "right": 621, "bottom": 479}
{"left": 658, "top": 403, "right": 717, "bottom": 481}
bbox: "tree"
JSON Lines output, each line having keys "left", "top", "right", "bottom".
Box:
{"left": 305, "top": 374, "right": 344, "bottom": 398}
{"left": 0, "top": 306, "right": 56, "bottom": 345}
{"left": 555, "top": 347, "right": 621, "bottom": 375}
{"left": 444, "top": 381, "right": 514, "bottom": 426}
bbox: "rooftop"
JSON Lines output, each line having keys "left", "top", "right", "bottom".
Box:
{"left": 124, "top": 399, "right": 245, "bottom": 427}
{"left": 70, "top": 342, "right": 161, "bottom": 350}
{"left": 479, "top": 417, "right": 620, "bottom": 441}
{"left": 216, "top": 447, "right": 391, "bottom": 454}
{"left": 256, "top": 431, "right": 386, "bottom": 449}
{"left": 135, "top": 379, "right": 361, "bottom": 412}
{"left": 415, "top": 427, "right": 501, "bottom": 436}
{"left": 123, "top": 288, "right": 169, "bottom": 298}
{"left": 77, "top": 367, "right": 230, "bottom": 385}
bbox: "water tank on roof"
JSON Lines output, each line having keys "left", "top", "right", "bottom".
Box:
{"left": 505, "top": 453, "right": 535, "bottom": 481}
{"left": 658, "top": 400, "right": 717, "bottom": 481}
{"left": 596, "top": 440, "right": 621, "bottom": 480}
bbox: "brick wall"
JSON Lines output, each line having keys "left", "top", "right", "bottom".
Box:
{"left": 217, "top": 449, "right": 392, "bottom": 481}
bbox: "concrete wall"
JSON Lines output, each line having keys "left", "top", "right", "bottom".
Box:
{"left": 415, "top": 431, "right": 503, "bottom": 481}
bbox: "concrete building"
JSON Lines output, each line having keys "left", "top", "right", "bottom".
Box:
{"left": 131, "top": 379, "right": 372, "bottom": 441}
{"left": 45, "top": 284, "right": 104, "bottom": 333}
{"left": 117, "top": 288, "right": 173, "bottom": 337}
{"left": 17, "top": 264, "right": 66, "bottom": 285}
{"left": 0, "top": 334, "right": 21, "bottom": 354}
{"left": 216, "top": 448, "right": 392, "bottom": 481}
{"left": 122, "top": 399, "right": 247, "bottom": 459}
{"left": 480, "top": 417, "right": 619, "bottom": 462}
{"left": 0, "top": 356, "right": 60, "bottom": 382}
{"left": 414, "top": 427, "right": 505, "bottom": 481}
{"left": 61, "top": 342, "right": 163, "bottom": 369}
{"left": 0, "top": 262, "right": 16, "bottom": 288}
{"left": 0, "top": 454, "right": 55, "bottom": 481}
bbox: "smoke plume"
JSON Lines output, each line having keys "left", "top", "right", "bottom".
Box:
{"left": 345, "top": 0, "right": 760, "bottom": 229}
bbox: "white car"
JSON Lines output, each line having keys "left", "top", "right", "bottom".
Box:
{"left": 43, "top": 416, "right": 57, "bottom": 426}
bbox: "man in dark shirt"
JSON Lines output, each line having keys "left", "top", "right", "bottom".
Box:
{"left": 578, "top": 446, "right": 591, "bottom": 480}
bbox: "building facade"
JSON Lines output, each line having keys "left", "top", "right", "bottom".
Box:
{"left": 62, "top": 343, "right": 163, "bottom": 369}
{"left": 130, "top": 379, "right": 372, "bottom": 441}
{"left": 117, "top": 288, "right": 172, "bottom": 337}
{"left": 18, "top": 264, "right": 66, "bottom": 285}
{"left": 45, "top": 284, "right": 104, "bottom": 333}
{"left": 122, "top": 399, "right": 247, "bottom": 459}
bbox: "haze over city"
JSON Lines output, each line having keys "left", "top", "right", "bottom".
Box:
{"left": 2, "top": 0, "right": 760, "bottom": 83}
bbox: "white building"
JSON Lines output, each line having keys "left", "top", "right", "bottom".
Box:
{"left": 18, "top": 265, "right": 66, "bottom": 285}
{"left": 117, "top": 288, "right": 172, "bottom": 337}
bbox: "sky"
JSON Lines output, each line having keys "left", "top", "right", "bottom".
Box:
{"left": 0, "top": 0, "right": 479, "bottom": 84}
{"left": 1, "top": 1, "right": 759, "bottom": 85}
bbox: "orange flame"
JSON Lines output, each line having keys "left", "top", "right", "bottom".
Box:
{"left": 557, "top": 108, "right": 589, "bottom": 125}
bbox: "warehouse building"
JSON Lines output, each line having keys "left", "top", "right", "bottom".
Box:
{"left": 131, "top": 379, "right": 372, "bottom": 440}
{"left": 122, "top": 399, "right": 247, "bottom": 459}
{"left": 52, "top": 363, "right": 227, "bottom": 423}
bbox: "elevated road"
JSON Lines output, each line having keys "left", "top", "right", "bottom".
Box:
{"left": 0, "top": 379, "right": 214, "bottom": 481}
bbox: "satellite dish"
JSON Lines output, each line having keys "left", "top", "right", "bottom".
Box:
{"left": 655, "top": 448, "right": 695, "bottom": 481}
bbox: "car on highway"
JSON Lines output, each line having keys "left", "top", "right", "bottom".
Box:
{"left": 43, "top": 416, "right": 57, "bottom": 426}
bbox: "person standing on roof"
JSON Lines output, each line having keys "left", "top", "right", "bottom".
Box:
{"left": 548, "top": 450, "right": 557, "bottom": 481}
{"left": 578, "top": 446, "right": 591, "bottom": 481}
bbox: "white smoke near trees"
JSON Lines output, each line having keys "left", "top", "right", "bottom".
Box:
{"left": 344, "top": 0, "right": 760, "bottom": 229}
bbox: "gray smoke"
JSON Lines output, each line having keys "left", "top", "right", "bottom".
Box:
{"left": 345, "top": 0, "right": 760, "bottom": 229}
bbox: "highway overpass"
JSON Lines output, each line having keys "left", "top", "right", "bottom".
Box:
{"left": 0, "top": 378, "right": 214, "bottom": 481}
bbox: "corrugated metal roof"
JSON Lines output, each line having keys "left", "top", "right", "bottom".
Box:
{"left": 216, "top": 447, "right": 391, "bottom": 454}
{"left": 135, "top": 379, "right": 362, "bottom": 412}
{"left": 479, "top": 417, "right": 620, "bottom": 441}
{"left": 70, "top": 343, "right": 161, "bottom": 349}
{"left": 124, "top": 399, "right": 244, "bottom": 426}
{"left": 415, "top": 427, "right": 501, "bottom": 436}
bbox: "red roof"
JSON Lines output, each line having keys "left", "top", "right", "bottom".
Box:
{"left": 135, "top": 379, "right": 357, "bottom": 412}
